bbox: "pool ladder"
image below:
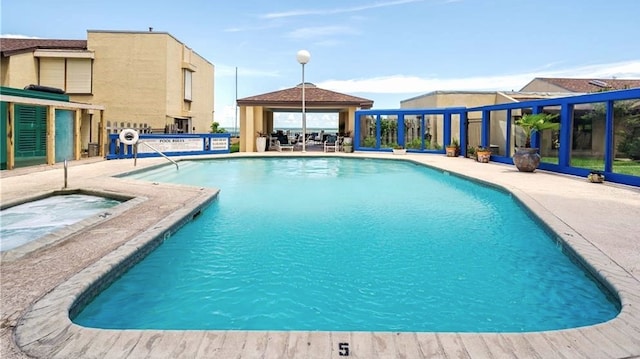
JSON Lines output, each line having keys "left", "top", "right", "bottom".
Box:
{"left": 133, "top": 141, "right": 179, "bottom": 170}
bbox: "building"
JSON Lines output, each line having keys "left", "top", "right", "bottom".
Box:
{"left": 1, "top": 30, "right": 214, "bottom": 166}
{"left": 400, "top": 78, "right": 640, "bottom": 157}
{"left": 521, "top": 77, "right": 640, "bottom": 93}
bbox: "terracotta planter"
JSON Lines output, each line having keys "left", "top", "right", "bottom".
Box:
{"left": 588, "top": 171, "right": 605, "bottom": 183}
{"left": 445, "top": 146, "right": 459, "bottom": 157}
{"left": 476, "top": 150, "right": 491, "bottom": 163}
{"left": 513, "top": 147, "right": 540, "bottom": 172}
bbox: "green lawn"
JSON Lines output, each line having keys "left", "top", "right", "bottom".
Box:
{"left": 541, "top": 157, "right": 640, "bottom": 176}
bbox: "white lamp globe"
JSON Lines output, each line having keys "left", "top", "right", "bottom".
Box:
{"left": 296, "top": 50, "right": 311, "bottom": 65}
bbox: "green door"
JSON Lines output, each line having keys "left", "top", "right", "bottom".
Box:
{"left": 15, "top": 104, "right": 47, "bottom": 167}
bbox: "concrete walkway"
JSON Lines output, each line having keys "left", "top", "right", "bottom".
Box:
{"left": 1, "top": 152, "right": 639, "bottom": 358}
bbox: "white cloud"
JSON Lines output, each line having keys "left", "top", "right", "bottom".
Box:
{"left": 316, "top": 60, "right": 640, "bottom": 94}
{"left": 262, "top": 0, "right": 426, "bottom": 19}
{"left": 287, "top": 25, "right": 358, "bottom": 40}
{"left": 0, "top": 34, "right": 41, "bottom": 39}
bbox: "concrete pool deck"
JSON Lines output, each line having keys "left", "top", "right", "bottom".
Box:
{"left": 1, "top": 152, "right": 639, "bottom": 358}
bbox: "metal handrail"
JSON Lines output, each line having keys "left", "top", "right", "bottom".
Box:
{"left": 133, "top": 141, "right": 179, "bottom": 170}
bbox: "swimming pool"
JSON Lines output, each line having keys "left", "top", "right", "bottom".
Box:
{"left": 73, "top": 157, "right": 619, "bottom": 332}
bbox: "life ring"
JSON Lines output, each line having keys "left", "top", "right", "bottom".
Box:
{"left": 119, "top": 129, "right": 139, "bottom": 145}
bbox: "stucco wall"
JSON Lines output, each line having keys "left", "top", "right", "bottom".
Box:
{"left": 520, "top": 79, "right": 568, "bottom": 92}
{"left": 1, "top": 53, "right": 38, "bottom": 88}
{"left": 87, "top": 31, "right": 169, "bottom": 130}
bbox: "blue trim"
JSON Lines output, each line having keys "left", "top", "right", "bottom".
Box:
{"left": 460, "top": 111, "right": 468, "bottom": 157}
{"left": 107, "top": 133, "right": 231, "bottom": 160}
{"left": 481, "top": 110, "right": 490, "bottom": 147}
{"left": 443, "top": 112, "right": 451, "bottom": 147}
{"left": 398, "top": 113, "right": 405, "bottom": 147}
{"left": 558, "top": 104, "right": 573, "bottom": 167}
{"left": 604, "top": 101, "right": 614, "bottom": 173}
{"left": 505, "top": 109, "right": 512, "bottom": 157}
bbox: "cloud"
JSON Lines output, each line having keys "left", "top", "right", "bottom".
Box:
{"left": 315, "top": 60, "right": 640, "bottom": 94}
{"left": 286, "top": 25, "right": 358, "bottom": 40}
{"left": 262, "top": 0, "right": 426, "bottom": 19}
{"left": 0, "top": 34, "right": 41, "bottom": 39}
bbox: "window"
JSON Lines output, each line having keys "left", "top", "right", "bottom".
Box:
{"left": 184, "top": 69, "right": 193, "bottom": 101}
{"left": 38, "top": 57, "right": 92, "bottom": 94}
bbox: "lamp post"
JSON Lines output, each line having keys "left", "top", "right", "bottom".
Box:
{"left": 296, "top": 50, "right": 311, "bottom": 152}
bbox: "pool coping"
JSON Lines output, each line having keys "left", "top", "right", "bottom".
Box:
{"left": 6, "top": 153, "right": 640, "bottom": 358}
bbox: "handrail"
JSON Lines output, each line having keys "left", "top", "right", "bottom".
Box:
{"left": 134, "top": 141, "right": 179, "bottom": 170}
{"left": 63, "top": 159, "right": 68, "bottom": 188}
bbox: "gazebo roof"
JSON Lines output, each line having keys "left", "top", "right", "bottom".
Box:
{"left": 237, "top": 83, "right": 374, "bottom": 110}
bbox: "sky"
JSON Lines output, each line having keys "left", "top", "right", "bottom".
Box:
{"left": 2, "top": 0, "right": 640, "bottom": 130}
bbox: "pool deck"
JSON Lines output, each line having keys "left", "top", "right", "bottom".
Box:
{"left": 1, "top": 152, "right": 639, "bottom": 359}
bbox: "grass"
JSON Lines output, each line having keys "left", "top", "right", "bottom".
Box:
{"left": 542, "top": 157, "right": 640, "bottom": 176}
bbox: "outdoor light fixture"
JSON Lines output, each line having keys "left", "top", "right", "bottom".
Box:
{"left": 296, "top": 50, "right": 311, "bottom": 152}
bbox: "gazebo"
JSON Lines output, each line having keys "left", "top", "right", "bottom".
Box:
{"left": 236, "top": 83, "right": 373, "bottom": 152}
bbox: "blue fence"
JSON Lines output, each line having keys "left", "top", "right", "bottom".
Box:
{"left": 356, "top": 88, "right": 640, "bottom": 187}
{"left": 107, "top": 133, "right": 230, "bottom": 160}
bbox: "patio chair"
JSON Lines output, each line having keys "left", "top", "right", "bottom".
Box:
{"left": 324, "top": 135, "right": 338, "bottom": 152}
{"left": 276, "top": 134, "right": 294, "bottom": 151}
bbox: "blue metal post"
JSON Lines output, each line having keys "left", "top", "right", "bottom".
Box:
{"left": 354, "top": 112, "right": 360, "bottom": 148}
{"left": 443, "top": 111, "right": 452, "bottom": 149}
{"left": 481, "top": 110, "right": 490, "bottom": 147}
{"left": 506, "top": 109, "right": 512, "bottom": 157}
{"left": 558, "top": 104, "right": 573, "bottom": 167}
{"left": 460, "top": 110, "right": 468, "bottom": 157}
{"left": 420, "top": 115, "right": 426, "bottom": 150}
{"left": 398, "top": 114, "right": 405, "bottom": 147}
{"left": 376, "top": 114, "right": 381, "bottom": 149}
{"left": 604, "top": 101, "right": 614, "bottom": 172}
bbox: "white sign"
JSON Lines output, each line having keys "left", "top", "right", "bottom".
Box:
{"left": 211, "top": 138, "right": 229, "bottom": 150}
{"left": 138, "top": 138, "right": 203, "bottom": 153}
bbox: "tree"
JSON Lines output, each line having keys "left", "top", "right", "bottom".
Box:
{"left": 514, "top": 113, "right": 559, "bottom": 148}
{"left": 210, "top": 121, "right": 227, "bottom": 134}
{"left": 582, "top": 100, "right": 640, "bottom": 159}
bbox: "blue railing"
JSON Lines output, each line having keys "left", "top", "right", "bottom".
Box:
{"left": 107, "top": 133, "right": 230, "bottom": 160}
{"left": 356, "top": 88, "right": 640, "bottom": 187}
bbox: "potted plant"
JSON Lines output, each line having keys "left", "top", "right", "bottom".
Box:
{"left": 256, "top": 131, "right": 267, "bottom": 152}
{"left": 342, "top": 141, "right": 353, "bottom": 153}
{"left": 588, "top": 170, "right": 605, "bottom": 183}
{"left": 391, "top": 143, "right": 407, "bottom": 155}
{"left": 476, "top": 146, "right": 492, "bottom": 163}
{"left": 445, "top": 138, "right": 460, "bottom": 157}
{"left": 467, "top": 146, "right": 476, "bottom": 160}
{"left": 513, "top": 113, "right": 559, "bottom": 172}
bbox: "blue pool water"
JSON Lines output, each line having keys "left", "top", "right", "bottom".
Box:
{"left": 74, "top": 158, "right": 619, "bottom": 332}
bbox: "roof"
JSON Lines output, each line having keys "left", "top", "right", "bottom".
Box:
{"left": 0, "top": 38, "right": 87, "bottom": 57}
{"left": 524, "top": 77, "right": 640, "bottom": 92}
{"left": 237, "top": 83, "right": 374, "bottom": 109}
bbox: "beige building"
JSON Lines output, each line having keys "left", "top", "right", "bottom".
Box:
{"left": 1, "top": 30, "right": 214, "bottom": 155}
{"left": 401, "top": 77, "right": 640, "bottom": 157}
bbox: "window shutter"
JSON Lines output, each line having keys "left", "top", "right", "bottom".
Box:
{"left": 184, "top": 69, "right": 192, "bottom": 101}
{"left": 66, "top": 58, "right": 92, "bottom": 94}
{"left": 39, "top": 58, "right": 65, "bottom": 90}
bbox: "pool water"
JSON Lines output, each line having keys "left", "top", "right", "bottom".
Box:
{"left": 73, "top": 158, "right": 619, "bottom": 332}
{"left": 1, "top": 194, "right": 121, "bottom": 252}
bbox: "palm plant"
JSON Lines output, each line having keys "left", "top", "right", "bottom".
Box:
{"left": 515, "top": 113, "right": 560, "bottom": 148}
